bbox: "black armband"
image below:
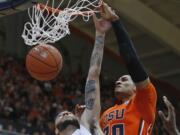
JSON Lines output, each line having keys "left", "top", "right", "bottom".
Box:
{"left": 112, "top": 20, "right": 148, "bottom": 83}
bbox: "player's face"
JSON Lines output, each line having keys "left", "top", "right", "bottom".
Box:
{"left": 55, "top": 111, "right": 79, "bottom": 135}
{"left": 114, "top": 75, "right": 136, "bottom": 102}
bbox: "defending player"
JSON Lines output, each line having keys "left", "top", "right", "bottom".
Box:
{"left": 159, "top": 96, "right": 180, "bottom": 135}
{"left": 55, "top": 14, "right": 111, "bottom": 135}
{"left": 100, "top": 3, "right": 157, "bottom": 135}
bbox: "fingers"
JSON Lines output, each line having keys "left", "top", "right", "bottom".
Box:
{"left": 93, "top": 14, "right": 98, "bottom": 21}
{"left": 102, "top": 3, "right": 114, "bottom": 14}
{"left": 100, "top": 1, "right": 105, "bottom": 13}
{"left": 99, "top": 2, "right": 119, "bottom": 21}
{"left": 78, "top": 105, "right": 86, "bottom": 110}
{"left": 100, "top": 2, "right": 109, "bottom": 15}
{"left": 75, "top": 104, "right": 80, "bottom": 113}
{"left": 163, "top": 96, "right": 174, "bottom": 110}
{"left": 102, "top": 2, "right": 108, "bottom": 10}
{"left": 93, "top": 14, "right": 99, "bottom": 24}
{"left": 75, "top": 104, "right": 86, "bottom": 113}
{"left": 163, "top": 96, "right": 175, "bottom": 119}
{"left": 80, "top": 105, "right": 86, "bottom": 109}
{"left": 158, "top": 110, "right": 166, "bottom": 121}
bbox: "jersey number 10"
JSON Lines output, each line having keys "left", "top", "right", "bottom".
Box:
{"left": 104, "top": 124, "right": 124, "bottom": 135}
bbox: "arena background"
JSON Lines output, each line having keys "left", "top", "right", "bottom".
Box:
{"left": 0, "top": 0, "right": 179, "bottom": 134}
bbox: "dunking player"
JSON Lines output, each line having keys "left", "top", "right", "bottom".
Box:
{"left": 55, "top": 14, "right": 111, "bottom": 135}
{"left": 100, "top": 3, "right": 157, "bottom": 135}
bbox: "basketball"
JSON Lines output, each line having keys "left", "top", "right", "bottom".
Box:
{"left": 26, "top": 44, "right": 63, "bottom": 81}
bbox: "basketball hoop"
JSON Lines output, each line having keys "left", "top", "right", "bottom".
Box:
{"left": 22, "top": 0, "right": 102, "bottom": 46}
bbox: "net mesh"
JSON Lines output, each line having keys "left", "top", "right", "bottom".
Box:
{"left": 22, "top": 0, "right": 102, "bottom": 46}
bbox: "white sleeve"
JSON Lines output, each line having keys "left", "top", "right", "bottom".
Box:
{"left": 72, "top": 125, "right": 92, "bottom": 135}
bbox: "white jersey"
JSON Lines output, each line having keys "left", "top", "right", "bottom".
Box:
{"left": 72, "top": 125, "right": 92, "bottom": 135}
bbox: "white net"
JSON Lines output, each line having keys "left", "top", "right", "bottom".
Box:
{"left": 22, "top": 0, "right": 102, "bottom": 46}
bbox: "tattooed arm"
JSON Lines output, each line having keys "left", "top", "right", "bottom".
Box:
{"left": 80, "top": 15, "right": 111, "bottom": 133}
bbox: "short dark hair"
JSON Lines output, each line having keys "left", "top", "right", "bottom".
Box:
{"left": 56, "top": 118, "right": 80, "bottom": 132}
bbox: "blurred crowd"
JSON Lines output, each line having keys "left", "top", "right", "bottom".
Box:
{"left": 0, "top": 53, "right": 114, "bottom": 135}
{"left": 0, "top": 53, "right": 179, "bottom": 135}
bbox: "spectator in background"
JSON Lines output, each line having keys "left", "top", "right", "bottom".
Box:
{"left": 159, "top": 96, "right": 180, "bottom": 135}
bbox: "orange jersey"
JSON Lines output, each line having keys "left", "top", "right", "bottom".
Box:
{"left": 100, "top": 82, "right": 157, "bottom": 135}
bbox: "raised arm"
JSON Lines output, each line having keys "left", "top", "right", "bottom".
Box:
{"left": 80, "top": 15, "right": 111, "bottom": 133}
{"left": 159, "top": 96, "right": 180, "bottom": 135}
{"left": 101, "top": 3, "right": 149, "bottom": 88}
{"left": 101, "top": 3, "right": 157, "bottom": 124}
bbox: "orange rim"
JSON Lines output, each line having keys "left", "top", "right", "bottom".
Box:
{"left": 36, "top": 3, "right": 61, "bottom": 14}
{"left": 35, "top": 0, "right": 103, "bottom": 16}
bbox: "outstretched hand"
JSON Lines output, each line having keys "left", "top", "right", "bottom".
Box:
{"left": 75, "top": 104, "right": 86, "bottom": 119}
{"left": 100, "top": 2, "right": 119, "bottom": 21}
{"left": 158, "top": 96, "right": 180, "bottom": 135}
{"left": 93, "top": 14, "right": 111, "bottom": 35}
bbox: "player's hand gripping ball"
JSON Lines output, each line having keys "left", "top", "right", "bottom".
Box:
{"left": 26, "top": 44, "right": 63, "bottom": 81}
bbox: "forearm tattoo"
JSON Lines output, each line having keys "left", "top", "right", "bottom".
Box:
{"left": 90, "top": 35, "right": 105, "bottom": 68}
{"left": 85, "top": 35, "right": 104, "bottom": 110}
{"left": 85, "top": 80, "right": 96, "bottom": 110}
